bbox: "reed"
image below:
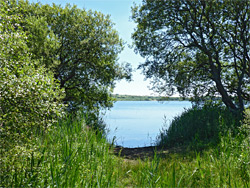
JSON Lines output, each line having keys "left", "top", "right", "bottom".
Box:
{"left": 1, "top": 110, "right": 249, "bottom": 187}
{"left": 117, "top": 130, "right": 250, "bottom": 187}
{"left": 1, "top": 115, "right": 120, "bottom": 187}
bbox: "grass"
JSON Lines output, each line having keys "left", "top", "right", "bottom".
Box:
{"left": 1, "top": 115, "right": 121, "bottom": 187}
{"left": 117, "top": 131, "right": 250, "bottom": 187}
{"left": 1, "top": 110, "right": 250, "bottom": 187}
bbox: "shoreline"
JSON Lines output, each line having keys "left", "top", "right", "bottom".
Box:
{"left": 112, "top": 94, "right": 190, "bottom": 101}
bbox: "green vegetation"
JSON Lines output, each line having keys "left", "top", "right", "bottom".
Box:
{"left": 157, "top": 106, "right": 242, "bottom": 149}
{"left": 1, "top": 115, "right": 120, "bottom": 187}
{"left": 121, "top": 125, "right": 250, "bottom": 187}
{"left": 132, "top": 0, "right": 250, "bottom": 112}
{"left": 1, "top": 0, "right": 131, "bottom": 114}
{"left": 112, "top": 94, "right": 188, "bottom": 101}
{"left": 0, "top": 0, "right": 66, "bottom": 151}
{"left": 1, "top": 0, "right": 250, "bottom": 187}
{"left": 1, "top": 111, "right": 250, "bottom": 187}
{"left": 0, "top": 0, "right": 130, "bottom": 151}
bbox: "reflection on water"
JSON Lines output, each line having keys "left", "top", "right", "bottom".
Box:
{"left": 104, "top": 101, "right": 192, "bottom": 148}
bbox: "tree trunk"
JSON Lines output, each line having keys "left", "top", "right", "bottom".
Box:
{"left": 210, "top": 60, "right": 238, "bottom": 111}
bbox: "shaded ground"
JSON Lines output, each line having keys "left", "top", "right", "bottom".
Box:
{"left": 113, "top": 145, "right": 187, "bottom": 160}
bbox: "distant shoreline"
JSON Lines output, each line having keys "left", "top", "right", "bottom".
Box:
{"left": 112, "top": 94, "right": 190, "bottom": 101}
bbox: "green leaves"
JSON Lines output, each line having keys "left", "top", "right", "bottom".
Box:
{"left": 0, "top": 0, "right": 132, "bottom": 146}
{"left": 132, "top": 0, "right": 250, "bottom": 111}
{"left": 11, "top": 1, "right": 131, "bottom": 112}
{"left": 0, "top": 0, "right": 66, "bottom": 149}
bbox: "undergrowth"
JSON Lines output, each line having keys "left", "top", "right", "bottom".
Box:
{"left": 1, "top": 109, "right": 249, "bottom": 187}
{"left": 156, "top": 106, "right": 242, "bottom": 150}
{"left": 1, "top": 115, "right": 120, "bottom": 187}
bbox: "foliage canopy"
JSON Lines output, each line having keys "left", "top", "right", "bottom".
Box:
{"left": 132, "top": 0, "right": 250, "bottom": 112}
{"left": 0, "top": 0, "right": 131, "bottom": 147}
{"left": 5, "top": 0, "right": 131, "bottom": 112}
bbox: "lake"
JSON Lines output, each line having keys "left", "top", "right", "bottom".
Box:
{"left": 104, "top": 101, "right": 192, "bottom": 148}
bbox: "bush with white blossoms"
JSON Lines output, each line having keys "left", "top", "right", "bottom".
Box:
{"left": 0, "top": 1, "right": 66, "bottom": 149}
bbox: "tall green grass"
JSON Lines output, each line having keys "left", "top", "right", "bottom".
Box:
{"left": 1, "top": 115, "right": 121, "bottom": 187}
{"left": 119, "top": 128, "right": 250, "bottom": 187}
{"left": 1, "top": 110, "right": 249, "bottom": 187}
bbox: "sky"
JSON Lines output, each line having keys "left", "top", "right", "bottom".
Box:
{"left": 29, "top": 0, "right": 158, "bottom": 96}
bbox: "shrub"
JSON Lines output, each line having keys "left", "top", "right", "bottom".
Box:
{"left": 157, "top": 106, "right": 241, "bottom": 149}
{"left": 240, "top": 109, "right": 250, "bottom": 138}
{"left": 0, "top": 4, "right": 65, "bottom": 150}
{"left": 244, "top": 109, "right": 250, "bottom": 126}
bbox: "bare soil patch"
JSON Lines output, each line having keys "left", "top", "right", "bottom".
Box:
{"left": 113, "top": 145, "right": 187, "bottom": 160}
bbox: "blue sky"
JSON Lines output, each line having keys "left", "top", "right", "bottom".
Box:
{"left": 29, "top": 0, "right": 157, "bottom": 96}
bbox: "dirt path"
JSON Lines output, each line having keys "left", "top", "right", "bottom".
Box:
{"left": 113, "top": 145, "right": 187, "bottom": 160}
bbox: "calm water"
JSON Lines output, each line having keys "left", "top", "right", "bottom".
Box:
{"left": 104, "top": 101, "right": 192, "bottom": 148}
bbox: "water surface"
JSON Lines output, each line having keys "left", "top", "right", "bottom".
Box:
{"left": 104, "top": 101, "right": 192, "bottom": 148}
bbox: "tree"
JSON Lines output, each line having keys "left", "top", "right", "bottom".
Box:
{"left": 9, "top": 0, "right": 131, "bottom": 112}
{"left": 132, "top": 0, "right": 250, "bottom": 112}
{"left": 0, "top": 1, "right": 65, "bottom": 147}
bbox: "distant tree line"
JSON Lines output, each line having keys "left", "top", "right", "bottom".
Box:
{"left": 112, "top": 94, "right": 189, "bottom": 101}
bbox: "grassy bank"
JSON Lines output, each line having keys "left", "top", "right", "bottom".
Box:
{"left": 120, "top": 134, "right": 250, "bottom": 187}
{"left": 1, "top": 115, "right": 120, "bottom": 187}
{"left": 1, "top": 110, "right": 250, "bottom": 187}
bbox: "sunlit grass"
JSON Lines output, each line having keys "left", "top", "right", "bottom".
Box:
{"left": 1, "top": 115, "right": 121, "bottom": 187}
{"left": 1, "top": 111, "right": 250, "bottom": 187}
{"left": 116, "top": 132, "right": 250, "bottom": 187}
